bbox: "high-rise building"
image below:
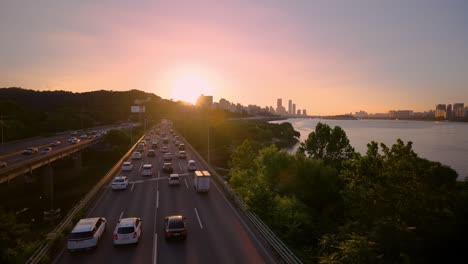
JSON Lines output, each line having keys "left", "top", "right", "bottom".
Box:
{"left": 276, "top": 98, "right": 282, "bottom": 112}
{"left": 303, "top": 109, "right": 307, "bottom": 116}
{"left": 435, "top": 104, "right": 447, "bottom": 119}
{"left": 292, "top": 104, "right": 296, "bottom": 116}
{"left": 288, "top": 100, "right": 292, "bottom": 115}
{"left": 453, "top": 103, "right": 464, "bottom": 118}
{"left": 297, "top": 109, "right": 301, "bottom": 115}
{"left": 447, "top": 104, "right": 452, "bottom": 119}
{"left": 196, "top": 95, "right": 213, "bottom": 108}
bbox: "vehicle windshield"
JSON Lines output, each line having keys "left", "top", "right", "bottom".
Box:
{"left": 69, "top": 231, "right": 93, "bottom": 240}
{"left": 117, "top": 227, "right": 135, "bottom": 234}
{"left": 114, "top": 179, "right": 125, "bottom": 183}
{"left": 168, "top": 220, "right": 184, "bottom": 229}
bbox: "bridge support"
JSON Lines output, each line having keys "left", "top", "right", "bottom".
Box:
{"left": 41, "top": 163, "right": 54, "bottom": 210}
{"left": 73, "top": 152, "right": 82, "bottom": 171}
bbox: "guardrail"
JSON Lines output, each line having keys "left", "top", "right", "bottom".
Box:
{"left": 0, "top": 138, "right": 100, "bottom": 184}
{"left": 179, "top": 134, "right": 303, "bottom": 264}
{"left": 25, "top": 134, "right": 146, "bottom": 264}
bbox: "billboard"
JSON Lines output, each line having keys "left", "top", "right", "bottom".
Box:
{"left": 131, "top": 106, "right": 146, "bottom": 113}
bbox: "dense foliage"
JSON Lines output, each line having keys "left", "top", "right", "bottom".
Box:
{"left": 0, "top": 87, "right": 160, "bottom": 140}
{"left": 229, "top": 122, "right": 467, "bottom": 263}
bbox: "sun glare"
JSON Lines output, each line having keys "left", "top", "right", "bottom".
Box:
{"left": 169, "top": 68, "right": 215, "bottom": 104}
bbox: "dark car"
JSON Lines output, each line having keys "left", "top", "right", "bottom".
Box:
{"left": 23, "top": 147, "right": 39, "bottom": 155}
{"left": 151, "top": 142, "right": 158, "bottom": 149}
{"left": 162, "top": 163, "right": 173, "bottom": 173}
{"left": 147, "top": 150, "right": 156, "bottom": 157}
{"left": 164, "top": 215, "right": 187, "bottom": 240}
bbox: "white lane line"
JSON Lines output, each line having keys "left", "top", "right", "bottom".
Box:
{"left": 184, "top": 178, "right": 189, "bottom": 189}
{"left": 194, "top": 208, "right": 203, "bottom": 229}
{"left": 153, "top": 233, "right": 158, "bottom": 264}
{"left": 156, "top": 190, "right": 159, "bottom": 209}
{"left": 179, "top": 161, "right": 182, "bottom": 171}
{"left": 119, "top": 211, "right": 124, "bottom": 220}
{"left": 130, "top": 183, "right": 135, "bottom": 192}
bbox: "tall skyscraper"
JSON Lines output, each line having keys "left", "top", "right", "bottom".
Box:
{"left": 447, "top": 104, "right": 452, "bottom": 119}
{"left": 435, "top": 104, "right": 447, "bottom": 119}
{"left": 292, "top": 103, "right": 296, "bottom": 116}
{"left": 277, "top": 98, "right": 282, "bottom": 110}
{"left": 453, "top": 103, "right": 465, "bottom": 118}
{"left": 303, "top": 109, "right": 307, "bottom": 116}
{"left": 288, "top": 99, "right": 292, "bottom": 115}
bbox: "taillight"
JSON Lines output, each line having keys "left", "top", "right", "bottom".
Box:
{"left": 165, "top": 231, "right": 172, "bottom": 236}
{"left": 181, "top": 230, "right": 187, "bottom": 235}
{"left": 114, "top": 234, "right": 118, "bottom": 240}
{"left": 133, "top": 232, "right": 137, "bottom": 238}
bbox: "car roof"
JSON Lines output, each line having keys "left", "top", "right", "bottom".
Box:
{"left": 166, "top": 215, "right": 184, "bottom": 221}
{"left": 114, "top": 176, "right": 127, "bottom": 180}
{"left": 163, "top": 162, "right": 172, "bottom": 166}
{"left": 143, "top": 164, "right": 152, "bottom": 168}
{"left": 72, "top": 218, "right": 101, "bottom": 233}
{"left": 123, "top": 161, "right": 131, "bottom": 165}
{"left": 169, "top": 174, "right": 179, "bottom": 177}
{"left": 119, "top": 217, "right": 138, "bottom": 227}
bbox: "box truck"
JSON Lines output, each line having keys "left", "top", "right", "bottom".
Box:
{"left": 194, "top": 170, "right": 210, "bottom": 192}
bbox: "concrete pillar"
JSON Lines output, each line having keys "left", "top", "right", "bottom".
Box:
{"left": 73, "top": 152, "right": 82, "bottom": 170}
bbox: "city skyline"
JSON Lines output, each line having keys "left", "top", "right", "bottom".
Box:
{"left": 1, "top": 0, "right": 468, "bottom": 115}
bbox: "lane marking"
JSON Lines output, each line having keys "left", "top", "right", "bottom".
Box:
{"left": 178, "top": 161, "right": 182, "bottom": 171}
{"left": 119, "top": 211, "right": 124, "bottom": 220}
{"left": 153, "top": 233, "right": 158, "bottom": 264}
{"left": 156, "top": 190, "right": 159, "bottom": 209}
{"left": 138, "top": 162, "right": 143, "bottom": 171}
{"left": 184, "top": 178, "right": 189, "bottom": 189}
{"left": 130, "top": 183, "right": 135, "bottom": 192}
{"left": 194, "top": 208, "right": 203, "bottom": 229}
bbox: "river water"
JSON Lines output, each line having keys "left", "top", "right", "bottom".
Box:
{"left": 271, "top": 118, "right": 468, "bottom": 180}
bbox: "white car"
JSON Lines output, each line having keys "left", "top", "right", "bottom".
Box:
{"left": 121, "top": 162, "right": 133, "bottom": 171}
{"left": 178, "top": 151, "right": 187, "bottom": 159}
{"left": 50, "top": 141, "right": 61, "bottom": 147}
{"left": 111, "top": 176, "right": 128, "bottom": 190}
{"left": 67, "top": 217, "right": 106, "bottom": 251}
{"left": 163, "top": 153, "right": 172, "bottom": 162}
{"left": 131, "top": 152, "right": 142, "bottom": 160}
{"left": 142, "top": 164, "right": 153, "bottom": 176}
{"left": 113, "top": 217, "right": 142, "bottom": 246}
{"left": 80, "top": 134, "right": 88, "bottom": 139}
{"left": 169, "top": 174, "right": 181, "bottom": 185}
{"left": 187, "top": 160, "right": 197, "bottom": 171}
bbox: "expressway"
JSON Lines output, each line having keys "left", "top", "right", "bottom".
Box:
{"left": 55, "top": 125, "right": 275, "bottom": 264}
{"left": 0, "top": 123, "right": 136, "bottom": 173}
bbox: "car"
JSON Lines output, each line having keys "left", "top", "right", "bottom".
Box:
{"left": 23, "top": 147, "right": 39, "bottom": 155}
{"left": 162, "top": 163, "right": 173, "bottom": 173}
{"left": 67, "top": 217, "right": 106, "bottom": 251}
{"left": 70, "top": 138, "right": 81, "bottom": 144}
{"left": 147, "top": 149, "right": 156, "bottom": 157}
{"left": 122, "top": 162, "right": 133, "bottom": 171}
{"left": 50, "top": 141, "right": 61, "bottom": 147}
{"left": 113, "top": 218, "right": 142, "bottom": 246}
{"left": 80, "top": 134, "right": 88, "bottom": 139}
{"left": 151, "top": 142, "right": 158, "bottom": 149}
{"left": 136, "top": 143, "right": 145, "bottom": 153}
{"left": 163, "top": 153, "right": 172, "bottom": 162}
{"left": 163, "top": 138, "right": 169, "bottom": 144}
{"left": 131, "top": 152, "right": 142, "bottom": 160}
{"left": 164, "top": 215, "right": 187, "bottom": 240}
{"left": 178, "top": 151, "right": 187, "bottom": 159}
{"left": 178, "top": 143, "right": 185, "bottom": 151}
{"left": 0, "top": 161, "right": 7, "bottom": 168}
{"left": 169, "top": 174, "right": 181, "bottom": 185}
{"left": 174, "top": 140, "right": 181, "bottom": 147}
{"left": 70, "top": 131, "right": 78, "bottom": 136}
{"left": 140, "top": 140, "right": 147, "bottom": 146}
{"left": 41, "top": 147, "right": 52, "bottom": 155}
{"left": 161, "top": 146, "right": 168, "bottom": 153}
{"left": 142, "top": 164, "right": 153, "bottom": 176}
{"left": 187, "top": 160, "right": 197, "bottom": 171}
{"left": 68, "top": 137, "right": 77, "bottom": 143}
{"left": 111, "top": 176, "right": 129, "bottom": 190}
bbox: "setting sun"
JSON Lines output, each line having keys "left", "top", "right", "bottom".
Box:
{"left": 168, "top": 67, "right": 215, "bottom": 104}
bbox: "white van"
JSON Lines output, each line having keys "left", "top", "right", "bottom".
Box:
{"left": 67, "top": 217, "right": 106, "bottom": 251}
{"left": 187, "top": 160, "right": 197, "bottom": 171}
{"left": 142, "top": 164, "right": 153, "bottom": 176}
{"left": 169, "top": 174, "right": 181, "bottom": 185}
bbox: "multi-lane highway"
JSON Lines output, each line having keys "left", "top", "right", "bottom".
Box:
{"left": 55, "top": 125, "right": 275, "bottom": 264}
{"left": 0, "top": 123, "right": 135, "bottom": 173}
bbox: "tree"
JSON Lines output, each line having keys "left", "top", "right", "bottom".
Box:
{"left": 228, "top": 139, "right": 257, "bottom": 171}
{"left": 298, "top": 122, "right": 354, "bottom": 165}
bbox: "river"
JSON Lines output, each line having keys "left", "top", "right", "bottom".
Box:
{"left": 271, "top": 118, "right": 468, "bottom": 180}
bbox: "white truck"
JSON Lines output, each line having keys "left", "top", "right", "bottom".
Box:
{"left": 194, "top": 170, "right": 210, "bottom": 192}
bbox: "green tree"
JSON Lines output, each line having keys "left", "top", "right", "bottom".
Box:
{"left": 228, "top": 139, "right": 257, "bottom": 171}
{"left": 298, "top": 122, "right": 354, "bottom": 165}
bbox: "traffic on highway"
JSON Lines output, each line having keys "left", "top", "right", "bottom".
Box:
{"left": 55, "top": 122, "right": 273, "bottom": 264}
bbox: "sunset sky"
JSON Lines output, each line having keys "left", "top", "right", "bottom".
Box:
{"left": 1, "top": 0, "right": 467, "bottom": 115}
